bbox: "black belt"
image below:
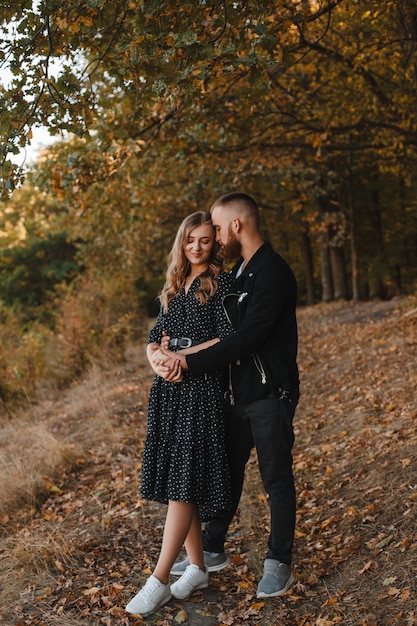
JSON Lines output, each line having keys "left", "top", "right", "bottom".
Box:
{"left": 168, "top": 337, "right": 202, "bottom": 349}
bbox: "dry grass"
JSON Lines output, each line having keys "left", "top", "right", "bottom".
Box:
{"left": 0, "top": 344, "right": 150, "bottom": 602}
{"left": 0, "top": 422, "right": 69, "bottom": 514}
{"left": 0, "top": 353, "right": 151, "bottom": 510}
{"left": 0, "top": 363, "right": 117, "bottom": 516}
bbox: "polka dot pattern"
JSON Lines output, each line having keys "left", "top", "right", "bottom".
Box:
{"left": 141, "top": 272, "right": 233, "bottom": 521}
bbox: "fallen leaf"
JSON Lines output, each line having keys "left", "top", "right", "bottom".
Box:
{"left": 174, "top": 609, "right": 188, "bottom": 623}
{"left": 375, "top": 535, "right": 394, "bottom": 549}
{"left": 387, "top": 587, "right": 401, "bottom": 596}
{"left": 358, "top": 560, "right": 373, "bottom": 574}
{"left": 400, "top": 588, "right": 410, "bottom": 601}
{"left": 112, "top": 582, "right": 125, "bottom": 590}
{"left": 250, "top": 601, "right": 265, "bottom": 611}
{"left": 82, "top": 587, "right": 101, "bottom": 595}
{"left": 196, "top": 608, "right": 214, "bottom": 616}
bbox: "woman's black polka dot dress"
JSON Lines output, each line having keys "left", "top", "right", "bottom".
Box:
{"left": 141, "top": 272, "right": 233, "bottom": 521}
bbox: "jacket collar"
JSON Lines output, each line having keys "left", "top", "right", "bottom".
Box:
{"left": 230, "top": 241, "right": 272, "bottom": 277}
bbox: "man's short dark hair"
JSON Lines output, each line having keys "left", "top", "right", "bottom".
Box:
{"left": 211, "top": 192, "right": 260, "bottom": 228}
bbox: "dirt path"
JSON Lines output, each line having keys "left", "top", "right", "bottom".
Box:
{"left": 0, "top": 297, "right": 416, "bottom": 625}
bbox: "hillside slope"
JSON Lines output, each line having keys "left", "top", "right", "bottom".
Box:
{"left": 0, "top": 297, "right": 416, "bottom": 626}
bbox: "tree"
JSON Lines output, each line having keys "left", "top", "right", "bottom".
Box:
{"left": 0, "top": 231, "right": 81, "bottom": 309}
{"left": 1, "top": 1, "right": 342, "bottom": 193}
{"left": 2, "top": 0, "right": 417, "bottom": 304}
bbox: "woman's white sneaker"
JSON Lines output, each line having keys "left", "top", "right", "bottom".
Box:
{"left": 170, "top": 564, "right": 209, "bottom": 599}
{"left": 125, "top": 575, "right": 171, "bottom": 616}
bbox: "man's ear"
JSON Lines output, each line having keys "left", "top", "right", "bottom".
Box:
{"left": 232, "top": 217, "right": 241, "bottom": 232}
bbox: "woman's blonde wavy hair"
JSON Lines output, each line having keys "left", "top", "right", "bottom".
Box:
{"left": 160, "top": 211, "right": 224, "bottom": 312}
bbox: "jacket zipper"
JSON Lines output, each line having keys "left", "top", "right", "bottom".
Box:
{"left": 222, "top": 292, "right": 241, "bottom": 325}
{"left": 228, "top": 363, "right": 235, "bottom": 405}
{"left": 222, "top": 294, "right": 267, "bottom": 402}
{"left": 222, "top": 293, "right": 240, "bottom": 406}
{"left": 253, "top": 353, "right": 267, "bottom": 385}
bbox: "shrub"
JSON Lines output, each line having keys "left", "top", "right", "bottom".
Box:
{"left": 43, "top": 272, "right": 146, "bottom": 386}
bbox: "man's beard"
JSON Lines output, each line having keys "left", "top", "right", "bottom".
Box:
{"left": 221, "top": 225, "right": 242, "bottom": 260}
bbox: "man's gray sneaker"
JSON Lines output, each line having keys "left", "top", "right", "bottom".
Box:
{"left": 256, "top": 559, "right": 294, "bottom": 598}
{"left": 170, "top": 551, "right": 230, "bottom": 576}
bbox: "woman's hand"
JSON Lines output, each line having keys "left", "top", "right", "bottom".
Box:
{"left": 147, "top": 342, "right": 183, "bottom": 382}
{"left": 147, "top": 343, "right": 169, "bottom": 375}
{"left": 151, "top": 347, "right": 169, "bottom": 366}
{"left": 161, "top": 331, "right": 171, "bottom": 350}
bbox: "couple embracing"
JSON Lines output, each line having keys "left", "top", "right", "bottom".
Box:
{"left": 125, "top": 192, "right": 299, "bottom": 617}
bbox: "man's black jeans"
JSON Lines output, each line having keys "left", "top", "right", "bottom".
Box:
{"left": 202, "top": 394, "right": 296, "bottom": 565}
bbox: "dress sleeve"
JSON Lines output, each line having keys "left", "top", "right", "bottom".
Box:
{"left": 148, "top": 306, "right": 166, "bottom": 344}
{"left": 214, "top": 272, "right": 234, "bottom": 340}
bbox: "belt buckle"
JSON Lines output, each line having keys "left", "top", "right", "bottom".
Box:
{"left": 179, "top": 337, "right": 192, "bottom": 348}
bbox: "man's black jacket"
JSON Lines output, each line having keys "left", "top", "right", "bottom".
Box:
{"left": 186, "top": 242, "right": 299, "bottom": 405}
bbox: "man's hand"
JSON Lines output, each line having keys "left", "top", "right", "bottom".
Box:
{"left": 162, "top": 357, "right": 183, "bottom": 382}
{"left": 159, "top": 346, "right": 188, "bottom": 371}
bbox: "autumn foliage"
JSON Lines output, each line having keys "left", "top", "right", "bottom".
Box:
{"left": 2, "top": 0, "right": 417, "bottom": 305}
{"left": 0, "top": 4, "right": 417, "bottom": 619}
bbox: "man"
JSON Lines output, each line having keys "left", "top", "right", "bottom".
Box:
{"left": 160, "top": 192, "right": 299, "bottom": 598}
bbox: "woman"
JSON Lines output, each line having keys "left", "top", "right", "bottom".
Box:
{"left": 125, "top": 211, "right": 232, "bottom": 617}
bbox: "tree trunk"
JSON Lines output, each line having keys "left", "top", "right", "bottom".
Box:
{"left": 300, "top": 228, "right": 315, "bottom": 306}
{"left": 369, "top": 179, "right": 384, "bottom": 299}
{"left": 347, "top": 143, "right": 360, "bottom": 301}
{"left": 330, "top": 245, "right": 348, "bottom": 300}
{"left": 319, "top": 238, "right": 333, "bottom": 302}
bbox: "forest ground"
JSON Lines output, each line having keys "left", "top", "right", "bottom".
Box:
{"left": 0, "top": 297, "right": 416, "bottom": 626}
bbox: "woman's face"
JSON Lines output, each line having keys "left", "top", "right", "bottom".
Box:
{"left": 184, "top": 223, "right": 215, "bottom": 271}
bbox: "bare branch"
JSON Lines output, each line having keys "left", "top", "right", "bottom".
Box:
{"left": 209, "top": 0, "right": 228, "bottom": 44}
